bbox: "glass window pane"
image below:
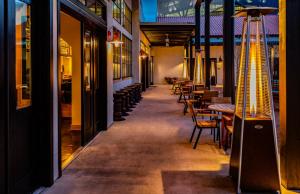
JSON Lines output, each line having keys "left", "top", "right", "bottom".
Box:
{"left": 113, "top": 0, "right": 121, "bottom": 23}
{"left": 86, "top": 0, "right": 96, "bottom": 13}
{"left": 95, "top": 2, "right": 104, "bottom": 17}
{"left": 15, "top": 0, "right": 32, "bottom": 109}
{"left": 78, "top": 0, "right": 86, "bottom": 5}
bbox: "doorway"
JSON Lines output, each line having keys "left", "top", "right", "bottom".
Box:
{"left": 59, "top": 11, "right": 82, "bottom": 168}
{"left": 59, "top": 9, "right": 106, "bottom": 169}
{"left": 141, "top": 53, "right": 149, "bottom": 91}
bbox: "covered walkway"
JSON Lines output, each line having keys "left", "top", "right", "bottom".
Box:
{"left": 45, "top": 85, "right": 234, "bottom": 194}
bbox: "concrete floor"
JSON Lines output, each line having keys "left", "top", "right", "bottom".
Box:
{"left": 44, "top": 85, "right": 236, "bottom": 194}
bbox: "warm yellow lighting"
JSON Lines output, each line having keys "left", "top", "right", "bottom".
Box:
{"left": 140, "top": 54, "right": 147, "bottom": 59}
{"left": 182, "top": 60, "right": 189, "bottom": 79}
{"left": 249, "top": 41, "right": 257, "bottom": 117}
{"left": 211, "top": 63, "right": 216, "bottom": 77}
{"left": 194, "top": 51, "right": 204, "bottom": 84}
{"left": 110, "top": 40, "right": 123, "bottom": 48}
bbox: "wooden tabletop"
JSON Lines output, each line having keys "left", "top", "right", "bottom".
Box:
{"left": 208, "top": 104, "right": 235, "bottom": 114}
{"left": 192, "top": 90, "right": 205, "bottom": 95}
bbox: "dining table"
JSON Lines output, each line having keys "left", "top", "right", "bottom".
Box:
{"left": 208, "top": 103, "right": 235, "bottom": 114}
{"left": 208, "top": 103, "right": 235, "bottom": 150}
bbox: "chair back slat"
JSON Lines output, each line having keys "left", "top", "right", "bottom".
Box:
{"left": 187, "top": 101, "right": 196, "bottom": 121}
{"left": 202, "top": 91, "right": 219, "bottom": 101}
{"left": 211, "top": 97, "right": 232, "bottom": 104}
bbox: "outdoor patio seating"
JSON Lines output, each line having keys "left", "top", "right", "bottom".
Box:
{"left": 187, "top": 100, "right": 221, "bottom": 149}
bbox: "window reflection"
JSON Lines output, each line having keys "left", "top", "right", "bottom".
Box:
{"left": 84, "top": 31, "right": 91, "bottom": 91}
{"left": 16, "top": 0, "right": 32, "bottom": 109}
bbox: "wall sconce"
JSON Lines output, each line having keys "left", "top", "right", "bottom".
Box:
{"left": 140, "top": 51, "right": 147, "bottom": 59}
{"left": 230, "top": 7, "right": 280, "bottom": 193}
{"left": 107, "top": 29, "right": 123, "bottom": 47}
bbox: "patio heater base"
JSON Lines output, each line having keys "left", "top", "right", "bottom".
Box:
{"left": 230, "top": 115, "right": 280, "bottom": 192}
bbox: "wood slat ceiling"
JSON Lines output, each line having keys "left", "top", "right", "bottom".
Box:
{"left": 140, "top": 23, "right": 195, "bottom": 46}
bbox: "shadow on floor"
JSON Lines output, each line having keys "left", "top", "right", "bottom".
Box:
{"left": 161, "top": 164, "right": 235, "bottom": 194}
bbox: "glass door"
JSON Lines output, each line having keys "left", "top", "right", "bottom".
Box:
{"left": 83, "top": 29, "right": 94, "bottom": 144}
{"left": 9, "top": 0, "right": 35, "bottom": 192}
{"left": 82, "top": 27, "right": 102, "bottom": 144}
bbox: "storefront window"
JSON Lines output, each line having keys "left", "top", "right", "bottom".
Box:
{"left": 78, "top": 0, "right": 105, "bottom": 20}
{"left": 122, "top": 35, "right": 132, "bottom": 78}
{"left": 113, "top": 0, "right": 121, "bottom": 23}
{"left": 95, "top": 2, "right": 105, "bottom": 17}
{"left": 113, "top": 28, "right": 121, "bottom": 80}
{"left": 86, "top": 0, "right": 96, "bottom": 13}
{"left": 122, "top": 2, "right": 132, "bottom": 33}
{"left": 15, "top": 0, "right": 32, "bottom": 109}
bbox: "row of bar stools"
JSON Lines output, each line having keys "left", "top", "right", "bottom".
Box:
{"left": 113, "top": 83, "right": 143, "bottom": 121}
{"left": 113, "top": 93, "right": 126, "bottom": 121}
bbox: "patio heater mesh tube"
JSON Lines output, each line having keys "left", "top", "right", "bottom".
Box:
{"left": 183, "top": 59, "right": 189, "bottom": 79}
{"left": 230, "top": 7, "right": 280, "bottom": 193}
{"left": 193, "top": 51, "right": 204, "bottom": 84}
{"left": 235, "top": 17, "right": 272, "bottom": 119}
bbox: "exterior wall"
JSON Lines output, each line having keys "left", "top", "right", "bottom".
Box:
{"left": 151, "top": 46, "right": 184, "bottom": 84}
{"left": 151, "top": 46, "right": 223, "bottom": 85}
{"left": 106, "top": 0, "right": 140, "bottom": 126}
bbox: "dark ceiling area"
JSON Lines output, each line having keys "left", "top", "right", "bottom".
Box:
{"left": 140, "top": 23, "right": 194, "bottom": 46}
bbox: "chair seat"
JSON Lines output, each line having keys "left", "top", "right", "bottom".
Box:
{"left": 226, "top": 125, "right": 234, "bottom": 133}
{"left": 197, "top": 120, "right": 217, "bottom": 128}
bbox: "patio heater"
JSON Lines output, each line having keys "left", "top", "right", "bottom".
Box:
{"left": 183, "top": 48, "right": 190, "bottom": 79}
{"left": 183, "top": 58, "right": 189, "bottom": 79}
{"left": 229, "top": 7, "right": 280, "bottom": 193}
{"left": 193, "top": 50, "right": 204, "bottom": 84}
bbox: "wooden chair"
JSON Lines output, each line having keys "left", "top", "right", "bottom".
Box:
{"left": 173, "top": 81, "right": 183, "bottom": 95}
{"left": 194, "top": 84, "right": 206, "bottom": 91}
{"left": 201, "top": 90, "right": 219, "bottom": 108}
{"left": 178, "top": 85, "right": 192, "bottom": 103}
{"left": 187, "top": 101, "right": 221, "bottom": 149}
{"left": 222, "top": 115, "right": 234, "bottom": 151}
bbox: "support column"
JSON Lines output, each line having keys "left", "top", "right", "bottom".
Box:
{"left": 195, "top": 0, "right": 201, "bottom": 51}
{"left": 223, "top": 0, "right": 235, "bottom": 102}
{"left": 31, "top": 0, "right": 56, "bottom": 186}
{"left": 205, "top": 0, "right": 211, "bottom": 89}
{"left": 132, "top": 0, "right": 141, "bottom": 83}
{"left": 279, "top": 0, "right": 300, "bottom": 189}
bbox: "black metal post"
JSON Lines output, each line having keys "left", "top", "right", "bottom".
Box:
{"left": 223, "top": 0, "right": 235, "bottom": 103}
{"left": 205, "top": 0, "right": 211, "bottom": 89}
{"left": 195, "top": 0, "right": 202, "bottom": 51}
